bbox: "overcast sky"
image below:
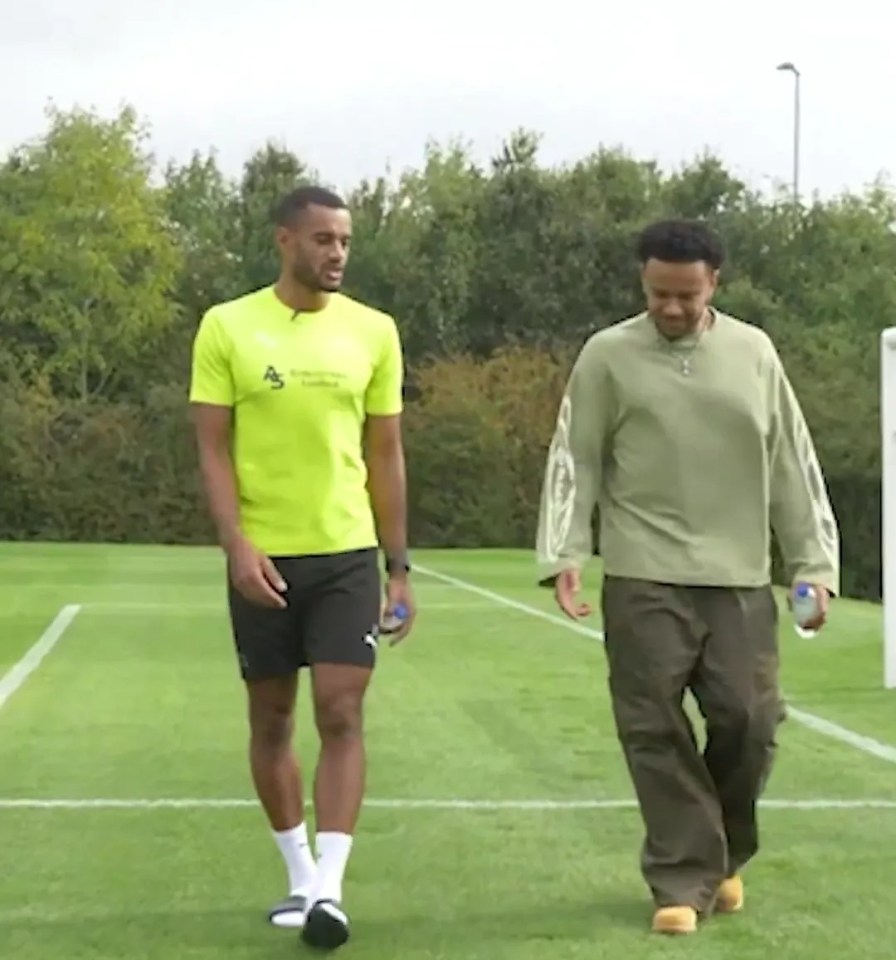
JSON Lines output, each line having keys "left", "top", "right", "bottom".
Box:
{"left": 4, "top": 0, "right": 894, "bottom": 201}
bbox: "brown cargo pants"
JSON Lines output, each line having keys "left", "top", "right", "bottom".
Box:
{"left": 600, "top": 575, "right": 785, "bottom": 914}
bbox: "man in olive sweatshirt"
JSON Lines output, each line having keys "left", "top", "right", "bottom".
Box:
{"left": 535, "top": 218, "right": 839, "bottom": 936}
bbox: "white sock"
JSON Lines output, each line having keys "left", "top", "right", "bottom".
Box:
{"left": 273, "top": 822, "right": 317, "bottom": 896}
{"left": 313, "top": 832, "right": 354, "bottom": 904}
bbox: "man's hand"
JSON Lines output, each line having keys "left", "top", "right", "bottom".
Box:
{"left": 382, "top": 575, "right": 416, "bottom": 645}
{"left": 554, "top": 568, "right": 592, "bottom": 621}
{"left": 789, "top": 582, "right": 830, "bottom": 632}
{"left": 227, "top": 536, "right": 287, "bottom": 609}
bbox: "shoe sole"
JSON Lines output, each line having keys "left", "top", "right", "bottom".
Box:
{"left": 268, "top": 895, "right": 308, "bottom": 929}
{"left": 301, "top": 908, "right": 349, "bottom": 951}
{"left": 653, "top": 922, "right": 697, "bottom": 935}
{"left": 715, "top": 901, "right": 743, "bottom": 914}
{"left": 652, "top": 909, "right": 698, "bottom": 935}
{"left": 269, "top": 909, "right": 306, "bottom": 929}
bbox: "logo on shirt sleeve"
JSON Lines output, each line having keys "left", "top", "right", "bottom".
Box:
{"left": 542, "top": 394, "right": 576, "bottom": 563}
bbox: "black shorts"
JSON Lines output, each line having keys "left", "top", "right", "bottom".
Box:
{"left": 227, "top": 548, "right": 382, "bottom": 682}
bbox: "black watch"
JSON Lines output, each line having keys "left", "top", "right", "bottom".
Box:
{"left": 384, "top": 552, "right": 411, "bottom": 576}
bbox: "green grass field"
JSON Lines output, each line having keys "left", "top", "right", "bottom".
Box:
{"left": 2, "top": 543, "right": 896, "bottom": 959}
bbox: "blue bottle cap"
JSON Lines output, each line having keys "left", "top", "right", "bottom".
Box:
{"left": 392, "top": 603, "right": 408, "bottom": 620}
{"left": 794, "top": 583, "right": 811, "bottom": 598}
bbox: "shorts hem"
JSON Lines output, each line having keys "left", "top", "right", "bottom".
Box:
{"left": 240, "top": 663, "right": 306, "bottom": 683}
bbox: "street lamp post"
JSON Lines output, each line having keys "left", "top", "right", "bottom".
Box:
{"left": 776, "top": 61, "right": 801, "bottom": 205}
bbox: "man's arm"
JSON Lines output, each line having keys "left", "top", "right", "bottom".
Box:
{"left": 188, "top": 309, "right": 242, "bottom": 550}
{"left": 192, "top": 404, "right": 243, "bottom": 551}
{"left": 364, "top": 414, "right": 408, "bottom": 568}
{"left": 364, "top": 317, "right": 408, "bottom": 571}
{"left": 536, "top": 336, "right": 614, "bottom": 587}
{"left": 767, "top": 346, "right": 840, "bottom": 597}
{"left": 188, "top": 309, "right": 285, "bottom": 606}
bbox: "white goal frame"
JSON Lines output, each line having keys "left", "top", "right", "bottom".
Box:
{"left": 881, "top": 329, "right": 896, "bottom": 687}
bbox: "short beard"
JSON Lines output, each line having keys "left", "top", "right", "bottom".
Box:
{"left": 291, "top": 262, "right": 323, "bottom": 292}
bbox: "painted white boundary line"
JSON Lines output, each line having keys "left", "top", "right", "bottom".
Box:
{"left": 12, "top": 580, "right": 464, "bottom": 593}
{"left": 416, "top": 564, "right": 604, "bottom": 639}
{"left": 80, "top": 600, "right": 493, "bottom": 613}
{"left": 0, "top": 605, "right": 81, "bottom": 712}
{"left": 785, "top": 706, "right": 896, "bottom": 764}
{"left": 2, "top": 797, "right": 896, "bottom": 811}
{"left": 417, "top": 564, "right": 896, "bottom": 765}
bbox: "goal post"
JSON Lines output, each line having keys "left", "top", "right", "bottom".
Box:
{"left": 881, "top": 328, "right": 896, "bottom": 687}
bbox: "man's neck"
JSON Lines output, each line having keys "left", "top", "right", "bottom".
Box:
{"left": 698, "top": 307, "right": 716, "bottom": 332}
{"left": 273, "top": 277, "right": 330, "bottom": 314}
{"left": 653, "top": 307, "right": 715, "bottom": 342}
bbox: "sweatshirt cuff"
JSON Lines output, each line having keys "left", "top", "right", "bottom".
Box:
{"left": 536, "top": 557, "right": 585, "bottom": 588}
{"left": 790, "top": 568, "right": 839, "bottom": 598}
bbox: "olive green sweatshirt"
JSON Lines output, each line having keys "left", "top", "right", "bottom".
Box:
{"left": 535, "top": 310, "right": 840, "bottom": 594}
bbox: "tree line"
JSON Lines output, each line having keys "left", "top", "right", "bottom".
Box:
{"left": 0, "top": 104, "right": 892, "bottom": 600}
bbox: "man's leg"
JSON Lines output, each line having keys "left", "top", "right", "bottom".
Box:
{"left": 689, "top": 585, "right": 783, "bottom": 907}
{"left": 247, "top": 675, "right": 318, "bottom": 924}
{"left": 300, "top": 548, "right": 380, "bottom": 950}
{"left": 309, "top": 663, "right": 372, "bottom": 893}
{"left": 247, "top": 675, "right": 302, "bottom": 831}
{"left": 227, "top": 566, "right": 317, "bottom": 927}
{"left": 600, "top": 576, "right": 729, "bottom": 930}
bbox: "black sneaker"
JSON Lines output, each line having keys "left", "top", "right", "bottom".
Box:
{"left": 301, "top": 899, "right": 350, "bottom": 950}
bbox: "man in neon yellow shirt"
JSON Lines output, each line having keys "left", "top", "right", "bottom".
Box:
{"left": 189, "top": 185, "right": 415, "bottom": 951}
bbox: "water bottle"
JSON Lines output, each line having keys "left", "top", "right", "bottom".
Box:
{"left": 380, "top": 603, "right": 408, "bottom": 635}
{"left": 791, "top": 583, "right": 819, "bottom": 638}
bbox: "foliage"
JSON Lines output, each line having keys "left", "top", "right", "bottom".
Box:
{"left": 1, "top": 103, "right": 893, "bottom": 600}
{"left": 0, "top": 105, "right": 181, "bottom": 402}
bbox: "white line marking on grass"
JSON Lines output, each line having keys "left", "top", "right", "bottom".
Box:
{"left": 2, "top": 582, "right": 198, "bottom": 592}
{"left": 83, "top": 603, "right": 221, "bottom": 613}
{"left": 417, "top": 564, "right": 896, "bottom": 766}
{"left": 785, "top": 706, "right": 896, "bottom": 764}
{"left": 0, "top": 605, "right": 81, "bottom": 712}
{"left": 1, "top": 796, "right": 895, "bottom": 811}
{"left": 81, "top": 600, "right": 494, "bottom": 613}
{"left": 416, "top": 564, "right": 604, "bottom": 639}
{"left": 5, "top": 580, "right": 464, "bottom": 594}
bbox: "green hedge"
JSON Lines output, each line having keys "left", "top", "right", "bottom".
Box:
{"left": 0, "top": 349, "right": 882, "bottom": 602}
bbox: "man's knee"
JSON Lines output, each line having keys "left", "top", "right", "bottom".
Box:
{"left": 314, "top": 692, "right": 364, "bottom": 743}
{"left": 750, "top": 694, "right": 786, "bottom": 747}
{"left": 610, "top": 683, "right": 685, "bottom": 750}
{"left": 248, "top": 682, "right": 296, "bottom": 749}
{"left": 312, "top": 663, "right": 370, "bottom": 743}
{"left": 703, "top": 691, "right": 781, "bottom": 746}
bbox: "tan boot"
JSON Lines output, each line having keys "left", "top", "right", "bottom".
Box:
{"left": 651, "top": 906, "right": 698, "bottom": 935}
{"left": 716, "top": 875, "right": 744, "bottom": 913}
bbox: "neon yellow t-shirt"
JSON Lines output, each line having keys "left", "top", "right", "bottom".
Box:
{"left": 189, "top": 285, "right": 404, "bottom": 556}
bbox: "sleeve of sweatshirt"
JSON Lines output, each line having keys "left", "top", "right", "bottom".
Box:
{"left": 766, "top": 343, "right": 840, "bottom": 595}
{"left": 535, "top": 335, "right": 615, "bottom": 586}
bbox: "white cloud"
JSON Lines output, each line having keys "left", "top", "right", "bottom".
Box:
{"left": 2, "top": 0, "right": 893, "bottom": 199}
